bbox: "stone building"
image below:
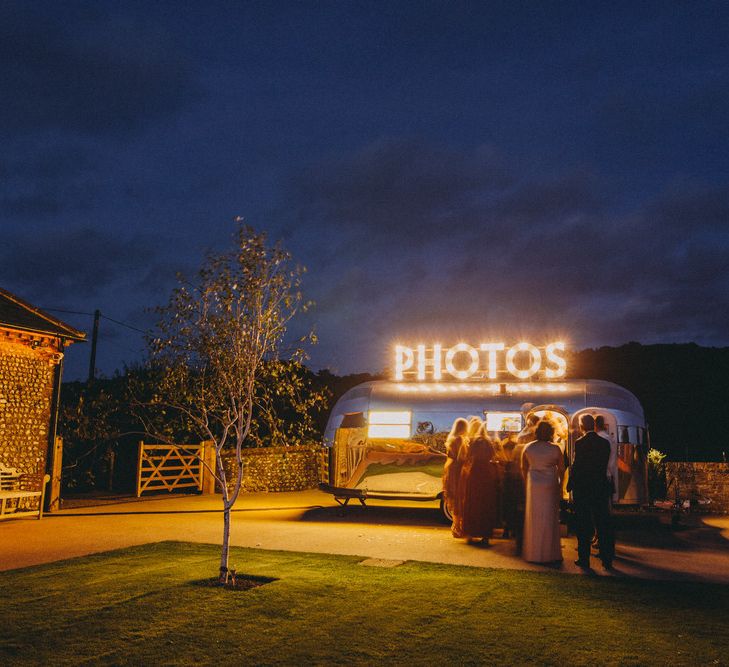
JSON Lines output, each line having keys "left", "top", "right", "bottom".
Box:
{"left": 0, "top": 288, "right": 85, "bottom": 487}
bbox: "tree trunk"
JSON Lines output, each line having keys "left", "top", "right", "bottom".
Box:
{"left": 217, "top": 447, "right": 231, "bottom": 583}
{"left": 217, "top": 440, "right": 245, "bottom": 584}
{"left": 219, "top": 503, "right": 231, "bottom": 582}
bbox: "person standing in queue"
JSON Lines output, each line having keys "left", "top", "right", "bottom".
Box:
{"left": 595, "top": 415, "right": 618, "bottom": 504}
{"left": 442, "top": 418, "right": 469, "bottom": 538}
{"left": 517, "top": 414, "right": 540, "bottom": 445}
{"left": 502, "top": 433, "right": 527, "bottom": 551}
{"left": 453, "top": 417, "right": 482, "bottom": 538}
{"left": 567, "top": 414, "right": 615, "bottom": 570}
{"left": 460, "top": 424, "right": 500, "bottom": 546}
{"left": 521, "top": 420, "right": 565, "bottom": 564}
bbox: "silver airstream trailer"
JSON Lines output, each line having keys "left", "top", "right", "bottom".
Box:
{"left": 320, "top": 379, "right": 649, "bottom": 518}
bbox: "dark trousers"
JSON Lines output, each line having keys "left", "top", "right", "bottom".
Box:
{"left": 503, "top": 471, "right": 525, "bottom": 552}
{"left": 574, "top": 492, "right": 614, "bottom": 563}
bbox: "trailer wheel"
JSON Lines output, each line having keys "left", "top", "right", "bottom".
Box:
{"left": 439, "top": 496, "right": 453, "bottom": 524}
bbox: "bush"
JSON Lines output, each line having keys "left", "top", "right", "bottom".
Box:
{"left": 647, "top": 448, "right": 667, "bottom": 503}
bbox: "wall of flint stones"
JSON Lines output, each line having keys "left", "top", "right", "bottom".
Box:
{"left": 221, "top": 444, "right": 323, "bottom": 494}
{"left": 0, "top": 337, "right": 56, "bottom": 509}
{"left": 665, "top": 462, "right": 729, "bottom": 514}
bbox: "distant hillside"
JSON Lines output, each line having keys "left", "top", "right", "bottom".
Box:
{"left": 567, "top": 343, "right": 729, "bottom": 462}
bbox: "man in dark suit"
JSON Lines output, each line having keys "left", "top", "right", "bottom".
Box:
{"left": 567, "top": 414, "right": 615, "bottom": 569}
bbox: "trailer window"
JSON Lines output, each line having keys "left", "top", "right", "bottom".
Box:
{"left": 618, "top": 426, "right": 640, "bottom": 444}
{"left": 485, "top": 412, "right": 522, "bottom": 433}
{"left": 368, "top": 411, "right": 411, "bottom": 439}
{"left": 340, "top": 412, "right": 366, "bottom": 429}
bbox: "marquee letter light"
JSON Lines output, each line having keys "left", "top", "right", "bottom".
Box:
{"left": 433, "top": 343, "right": 442, "bottom": 380}
{"left": 395, "top": 345, "right": 414, "bottom": 381}
{"left": 545, "top": 341, "right": 567, "bottom": 378}
{"left": 394, "top": 340, "right": 568, "bottom": 381}
{"left": 417, "top": 345, "right": 426, "bottom": 380}
{"left": 445, "top": 343, "right": 480, "bottom": 380}
{"left": 505, "top": 342, "right": 542, "bottom": 379}
{"left": 479, "top": 343, "right": 505, "bottom": 379}
{"left": 416, "top": 344, "right": 443, "bottom": 381}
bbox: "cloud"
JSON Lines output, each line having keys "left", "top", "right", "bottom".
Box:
{"left": 1, "top": 193, "right": 63, "bottom": 219}
{"left": 0, "top": 142, "right": 99, "bottom": 220}
{"left": 282, "top": 139, "right": 729, "bottom": 372}
{"left": 0, "top": 4, "right": 201, "bottom": 234}
{"left": 287, "top": 139, "right": 514, "bottom": 250}
{"left": 0, "top": 3, "right": 198, "bottom": 138}
{"left": 1, "top": 226, "right": 166, "bottom": 303}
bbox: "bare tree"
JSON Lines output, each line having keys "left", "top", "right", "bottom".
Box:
{"left": 148, "top": 223, "right": 311, "bottom": 582}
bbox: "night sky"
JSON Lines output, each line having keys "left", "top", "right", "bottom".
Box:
{"left": 3, "top": 1, "right": 729, "bottom": 380}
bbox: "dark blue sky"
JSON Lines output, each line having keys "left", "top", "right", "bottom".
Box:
{"left": 3, "top": 1, "right": 728, "bottom": 379}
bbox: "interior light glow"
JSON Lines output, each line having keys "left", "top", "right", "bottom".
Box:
{"left": 545, "top": 341, "right": 567, "bottom": 378}
{"left": 444, "top": 343, "right": 479, "bottom": 380}
{"left": 505, "top": 342, "right": 542, "bottom": 379}
{"left": 485, "top": 412, "right": 523, "bottom": 432}
{"left": 369, "top": 411, "right": 411, "bottom": 424}
{"left": 367, "top": 410, "right": 412, "bottom": 439}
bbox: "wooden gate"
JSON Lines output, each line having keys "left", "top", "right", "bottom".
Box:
{"left": 136, "top": 441, "right": 215, "bottom": 497}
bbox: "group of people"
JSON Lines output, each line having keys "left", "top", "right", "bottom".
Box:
{"left": 442, "top": 417, "right": 500, "bottom": 546}
{"left": 442, "top": 412, "right": 616, "bottom": 569}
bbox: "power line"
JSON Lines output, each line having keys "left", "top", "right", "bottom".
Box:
{"left": 42, "top": 305, "right": 149, "bottom": 381}
{"left": 41, "top": 307, "right": 95, "bottom": 317}
{"left": 100, "top": 314, "right": 148, "bottom": 335}
{"left": 42, "top": 307, "right": 149, "bottom": 335}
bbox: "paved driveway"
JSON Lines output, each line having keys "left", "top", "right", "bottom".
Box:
{"left": 1, "top": 490, "right": 728, "bottom": 583}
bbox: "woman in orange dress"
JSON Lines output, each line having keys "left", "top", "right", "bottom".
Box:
{"left": 453, "top": 417, "right": 483, "bottom": 538}
{"left": 442, "top": 418, "right": 469, "bottom": 537}
{"left": 460, "top": 424, "right": 501, "bottom": 545}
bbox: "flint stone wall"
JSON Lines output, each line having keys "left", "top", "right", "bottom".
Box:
{"left": 221, "top": 444, "right": 324, "bottom": 494}
{"left": 664, "top": 462, "right": 729, "bottom": 514}
{"left": 0, "top": 336, "right": 57, "bottom": 509}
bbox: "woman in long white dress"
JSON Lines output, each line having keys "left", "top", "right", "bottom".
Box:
{"left": 521, "top": 420, "right": 565, "bottom": 563}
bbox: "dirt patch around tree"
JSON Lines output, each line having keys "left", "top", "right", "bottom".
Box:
{"left": 193, "top": 574, "right": 278, "bottom": 591}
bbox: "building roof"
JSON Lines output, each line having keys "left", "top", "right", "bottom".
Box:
{"left": 0, "top": 288, "right": 86, "bottom": 341}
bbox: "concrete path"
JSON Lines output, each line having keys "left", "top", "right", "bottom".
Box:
{"left": 1, "top": 490, "right": 728, "bottom": 583}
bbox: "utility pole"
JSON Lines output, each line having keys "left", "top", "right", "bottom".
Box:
{"left": 88, "top": 309, "right": 100, "bottom": 383}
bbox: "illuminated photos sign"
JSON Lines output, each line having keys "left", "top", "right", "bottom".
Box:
{"left": 394, "top": 342, "right": 567, "bottom": 382}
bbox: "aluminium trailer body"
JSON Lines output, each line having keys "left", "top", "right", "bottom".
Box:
{"left": 320, "top": 379, "right": 648, "bottom": 515}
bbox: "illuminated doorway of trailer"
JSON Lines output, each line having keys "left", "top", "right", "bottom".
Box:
{"left": 525, "top": 405, "right": 571, "bottom": 501}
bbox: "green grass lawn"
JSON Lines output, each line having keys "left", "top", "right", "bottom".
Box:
{"left": 1, "top": 542, "right": 727, "bottom": 666}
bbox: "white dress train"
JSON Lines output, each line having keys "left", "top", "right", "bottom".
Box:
{"left": 521, "top": 440, "right": 564, "bottom": 563}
